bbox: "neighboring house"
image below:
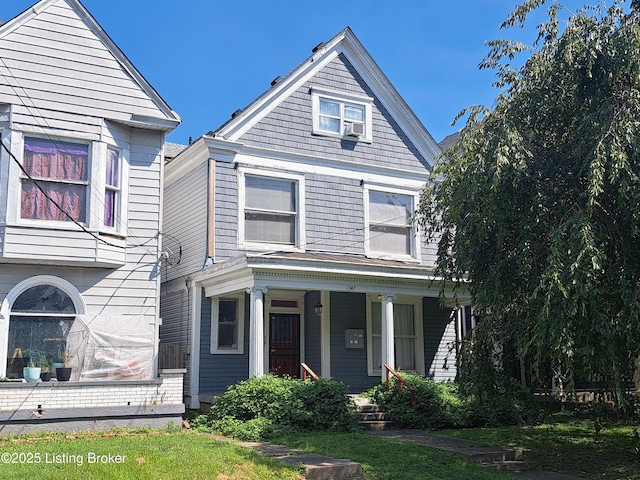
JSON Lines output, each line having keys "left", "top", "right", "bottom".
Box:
{"left": 0, "top": 0, "right": 184, "bottom": 434}
{"left": 161, "top": 27, "right": 467, "bottom": 410}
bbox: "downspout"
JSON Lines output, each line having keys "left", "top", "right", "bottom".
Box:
{"left": 188, "top": 279, "right": 202, "bottom": 409}
{"left": 206, "top": 158, "right": 215, "bottom": 264}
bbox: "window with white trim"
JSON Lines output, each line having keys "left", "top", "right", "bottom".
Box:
{"left": 239, "top": 169, "right": 305, "bottom": 250}
{"left": 367, "top": 299, "right": 424, "bottom": 376}
{"left": 20, "top": 137, "right": 89, "bottom": 223}
{"left": 211, "top": 296, "right": 245, "bottom": 354}
{"left": 367, "top": 190, "right": 416, "bottom": 258}
{"left": 103, "top": 147, "right": 120, "bottom": 228}
{"left": 311, "top": 89, "right": 373, "bottom": 142}
{"left": 7, "top": 284, "right": 76, "bottom": 379}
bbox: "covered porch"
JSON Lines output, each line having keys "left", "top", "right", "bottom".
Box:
{"left": 189, "top": 252, "right": 465, "bottom": 409}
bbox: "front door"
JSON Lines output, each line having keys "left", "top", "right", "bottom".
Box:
{"left": 269, "top": 313, "right": 300, "bottom": 378}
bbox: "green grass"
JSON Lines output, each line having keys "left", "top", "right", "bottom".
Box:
{"left": 438, "top": 420, "right": 640, "bottom": 480}
{"left": 0, "top": 430, "right": 304, "bottom": 479}
{"left": 272, "top": 431, "right": 513, "bottom": 480}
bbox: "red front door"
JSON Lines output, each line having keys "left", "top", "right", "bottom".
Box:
{"left": 269, "top": 313, "right": 300, "bottom": 378}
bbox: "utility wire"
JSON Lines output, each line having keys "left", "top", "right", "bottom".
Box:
{"left": 0, "top": 57, "right": 164, "bottom": 252}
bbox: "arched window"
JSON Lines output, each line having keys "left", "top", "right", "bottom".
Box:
{"left": 5, "top": 280, "right": 80, "bottom": 379}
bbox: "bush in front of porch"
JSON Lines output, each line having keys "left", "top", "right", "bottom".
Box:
{"left": 365, "top": 373, "right": 542, "bottom": 429}
{"left": 191, "top": 375, "right": 359, "bottom": 440}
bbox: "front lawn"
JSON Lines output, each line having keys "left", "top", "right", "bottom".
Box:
{"left": 438, "top": 421, "right": 640, "bottom": 480}
{"left": 0, "top": 430, "right": 304, "bottom": 479}
{"left": 272, "top": 431, "right": 513, "bottom": 480}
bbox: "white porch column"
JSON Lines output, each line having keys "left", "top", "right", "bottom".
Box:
{"left": 247, "top": 287, "right": 267, "bottom": 377}
{"left": 381, "top": 293, "right": 397, "bottom": 381}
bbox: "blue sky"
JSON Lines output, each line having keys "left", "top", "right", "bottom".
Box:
{"left": 5, "top": 0, "right": 588, "bottom": 145}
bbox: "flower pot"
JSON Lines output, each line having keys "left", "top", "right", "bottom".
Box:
{"left": 23, "top": 367, "right": 41, "bottom": 382}
{"left": 56, "top": 367, "right": 72, "bottom": 382}
{"left": 40, "top": 372, "right": 52, "bottom": 381}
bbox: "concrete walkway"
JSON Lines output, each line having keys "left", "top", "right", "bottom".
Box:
{"left": 210, "top": 429, "right": 586, "bottom": 479}
{"left": 369, "top": 429, "right": 586, "bottom": 480}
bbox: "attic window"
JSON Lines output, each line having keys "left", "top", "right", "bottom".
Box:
{"left": 311, "top": 88, "right": 373, "bottom": 142}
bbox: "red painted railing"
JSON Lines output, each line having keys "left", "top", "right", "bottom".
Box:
{"left": 384, "top": 364, "right": 417, "bottom": 410}
{"left": 301, "top": 362, "right": 319, "bottom": 381}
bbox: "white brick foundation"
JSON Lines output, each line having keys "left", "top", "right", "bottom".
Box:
{"left": 0, "top": 369, "right": 186, "bottom": 435}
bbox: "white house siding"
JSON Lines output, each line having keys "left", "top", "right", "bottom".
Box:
{"left": 0, "top": 1, "right": 168, "bottom": 125}
{"left": 161, "top": 161, "right": 208, "bottom": 283}
{"left": 238, "top": 54, "right": 431, "bottom": 173}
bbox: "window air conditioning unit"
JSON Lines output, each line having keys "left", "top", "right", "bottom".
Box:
{"left": 346, "top": 123, "right": 365, "bottom": 137}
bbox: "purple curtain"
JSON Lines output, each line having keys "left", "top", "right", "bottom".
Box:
{"left": 20, "top": 138, "right": 88, "bottom": 222}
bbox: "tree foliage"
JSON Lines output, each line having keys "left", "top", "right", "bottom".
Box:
{"left": 418, "top": 0, "right": 640, "bottom": 406}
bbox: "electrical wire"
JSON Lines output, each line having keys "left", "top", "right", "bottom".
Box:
{"left": 0, "top": 56, "right": 164, "bottom": 252}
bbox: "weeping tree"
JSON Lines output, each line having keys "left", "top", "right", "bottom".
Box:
{"left": 419, "top": 0, "right": 640, "bottom": 408}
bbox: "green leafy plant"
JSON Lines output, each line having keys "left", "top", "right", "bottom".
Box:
{"left": 38, "top": 355, "right": 51, "bottom": 373}
{"left": 193, "top": 375, "right": 358, "bottom": 440}
{"left": 365, "top": 373, "right": 541, "bottom": 429}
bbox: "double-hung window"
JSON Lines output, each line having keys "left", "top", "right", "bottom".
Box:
{"left": 20, "top": 137, "right": 88, "bottom": 223}
{"left": 367, "top": 190, "right": 416, "bottom": 258}
{"left": 104, "top": 147, "right": 120, "bottom": 228}
{"left": 311, "top": 88, "right": 373, "bottom": 142}
{"left": 241, "top": 171, "right": 304, "bottom": 249}
{"left": 367, "top": 298, "right": 424, "bottom": 376}
{"left": 211, "top": 297, "right": 244, "bottom": 354}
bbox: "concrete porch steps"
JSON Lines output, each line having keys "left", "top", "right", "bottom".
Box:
{"left": 355, "top": 397, "right": 397, "bottom": 431}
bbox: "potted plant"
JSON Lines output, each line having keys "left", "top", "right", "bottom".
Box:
{"left": 39, "top": 356, "right": 52, "bottom": 381}
{"left": 23, "top": 359, "right": 41, "bottom": 382}
{"left": 56, "top": 351, "right": 73, "bottom": 382}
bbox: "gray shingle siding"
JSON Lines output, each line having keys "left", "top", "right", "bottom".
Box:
{"left": 239, "top": 54, "right": 430, "bottom": 173}
{"left": 305, "top": 174, "right": 364, "bottom": 255}
{"left": 214, "top": 162, "right": 239, "bottom": 261}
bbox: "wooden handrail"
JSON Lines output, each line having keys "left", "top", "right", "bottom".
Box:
{"left": 301, "top": 362, "right": 319, "bottom": 381}
{"left": 384, "top": 364, "right": 417, "bottom": 410}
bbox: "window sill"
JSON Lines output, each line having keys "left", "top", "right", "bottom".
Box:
{"left": 210, "top": 350, "right": 244, "bottom": 355}
{"left": 239, "top": 242, "right": 304, "bottom": 253}
{"left": 311, "top": 131, "right": 372, "bottom": 144}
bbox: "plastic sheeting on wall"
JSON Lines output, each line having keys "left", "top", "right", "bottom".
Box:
{"left": 66, "top": 315, "right": 155, "bottom": 381}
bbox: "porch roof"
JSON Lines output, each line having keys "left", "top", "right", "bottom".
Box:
{"left": 193, "top": 252, "right": 467, "bottom": 302}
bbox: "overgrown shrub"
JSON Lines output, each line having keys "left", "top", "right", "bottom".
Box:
{"left": 192, "top": 375, "right": 359, "bottom": 440}
{"left": 366, "top": 374, "right": 466, "bottom": 429}
{"left": 365, "top": 373, "right": 541, "bottom": 429}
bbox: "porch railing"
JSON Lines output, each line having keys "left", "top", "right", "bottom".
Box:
{"left": 301, "top": 363, "right": 319, "bottom": 381}
{"left": 384, "top": 364, "right": 417, "bottom": 410}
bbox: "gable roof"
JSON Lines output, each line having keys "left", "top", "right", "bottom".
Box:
{"left": 209, "top": 27, "right": 440, "bottom": 164}
{"left": 0, "top": 0, "right": 180, "bottom": 131}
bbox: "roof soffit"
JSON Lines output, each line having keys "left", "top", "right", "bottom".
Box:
{"left": 0, "top": 0, "right": 180, "bottom": 129}
{"left": 214, "top": 28, "right": 440, "bottom": 164}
